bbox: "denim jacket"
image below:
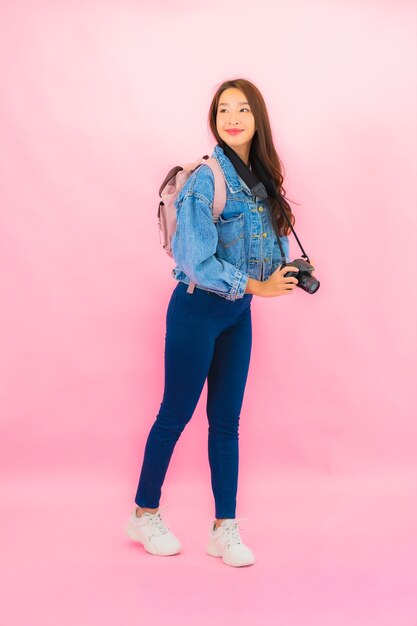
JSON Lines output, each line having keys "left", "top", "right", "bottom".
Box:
{"left": 171, "top": 144, "right": 290, "bottom": 301}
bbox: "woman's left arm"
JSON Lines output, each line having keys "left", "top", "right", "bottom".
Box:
{"left": 271, "top": 234, "right": 291, "bottom": 272}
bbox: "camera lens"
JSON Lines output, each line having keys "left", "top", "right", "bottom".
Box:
{"left": 299, "top": 274, "right": 320, "bottom": 294}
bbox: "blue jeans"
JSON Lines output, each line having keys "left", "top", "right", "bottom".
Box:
{"left": 134, "top": 281, "right": 253, "bottom": 519}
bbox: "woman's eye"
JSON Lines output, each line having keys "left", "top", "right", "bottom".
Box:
{"left": 219, "top": 108, "right": 250, "bottom": 113}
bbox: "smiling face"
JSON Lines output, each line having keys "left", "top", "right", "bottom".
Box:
{"left": 215, "top": 87, "right": 256, "bottom": 164}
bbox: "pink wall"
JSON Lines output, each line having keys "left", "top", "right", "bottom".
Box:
{"left": 0, "top": 0, "right": 417, "bottom": 626}
{"left": 0, "top": 1, "right": 415, "bottom": 624}
{"left": 1, "top": 0, "right": 415, "bottom": 477}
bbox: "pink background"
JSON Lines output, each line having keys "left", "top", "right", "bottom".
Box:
{"left": 1, "top": 1, "right": 416, "bottom": 625}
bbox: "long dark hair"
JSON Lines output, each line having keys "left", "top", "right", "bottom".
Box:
{"left": 208, "top": 78, "right": 296, "bottom": 237}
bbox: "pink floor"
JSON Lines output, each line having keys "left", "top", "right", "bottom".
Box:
{"left": 2, "top": 469, "right": 416, "bottom": 626}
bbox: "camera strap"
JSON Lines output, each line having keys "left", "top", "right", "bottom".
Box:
{"left": 222, "top": 143, "right": 310, "bottom": 263}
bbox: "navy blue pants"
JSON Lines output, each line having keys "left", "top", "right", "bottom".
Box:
{"left": 134, "top": 280, "right": 253, "bottom": 519}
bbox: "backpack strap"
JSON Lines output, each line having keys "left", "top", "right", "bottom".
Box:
{"left": 204, "top": 157, "right": 227, "bottom": 221}
{"left": 186, "top": 156, "right": 227, "bottom": 294}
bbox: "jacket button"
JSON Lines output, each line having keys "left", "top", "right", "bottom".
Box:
{"left": 262, "top": 232, "right": 267, "bottom": 238}
{"left": 258, "top": 206, "right": 264, "bottom": 212}
{"left": 264, "top": 257, "right": 269, "bottom": 262}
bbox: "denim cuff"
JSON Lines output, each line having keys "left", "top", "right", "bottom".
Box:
{"left": 226, "top": 269, "right": 250, "bottom": 301}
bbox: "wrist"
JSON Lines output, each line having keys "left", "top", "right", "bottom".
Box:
{"left": 245, "top": 277, "right": 264, "bottom": 296}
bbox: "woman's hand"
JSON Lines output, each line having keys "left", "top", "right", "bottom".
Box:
{"left": 260, "top": 264, "right": 300, "bottom": 297}
{"left": 245, "top": 264, "right": 300, "bottom": 297}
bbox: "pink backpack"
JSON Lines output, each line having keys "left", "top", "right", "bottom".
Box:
{"left": 157, "top": 155, "right": 227, "bottom": 293}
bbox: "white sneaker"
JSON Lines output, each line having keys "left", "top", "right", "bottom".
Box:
{"left": 205, "top": 518, "right": 255, "bottom": 567}
{"left": 125, "top": 504, "right": 182, "bottom": 556}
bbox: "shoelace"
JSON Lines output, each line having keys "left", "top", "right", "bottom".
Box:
{"left": 217, "top": 517, "right": 248, "bottom": 547}
{"left": 141, "top": 504, "right": 169, "bottom": 536}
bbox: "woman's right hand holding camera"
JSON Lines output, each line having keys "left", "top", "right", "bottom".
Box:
{"left": 245, "top": 264, "right": 299, "bottom": 297}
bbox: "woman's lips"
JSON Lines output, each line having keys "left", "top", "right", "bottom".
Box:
{"left": 226, "top": 129, "right": 243, "bottom": 135}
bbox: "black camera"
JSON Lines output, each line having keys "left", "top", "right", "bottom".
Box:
{"left": 283, "top": 258, "right": 320, "bottom": 294}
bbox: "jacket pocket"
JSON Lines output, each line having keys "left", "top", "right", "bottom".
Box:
{"left": 217, "top": 212, "right": 244, "bottom": 248}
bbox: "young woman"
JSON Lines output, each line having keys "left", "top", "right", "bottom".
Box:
{"left": 125, "top": 78, "right": 300, "bottom": 567}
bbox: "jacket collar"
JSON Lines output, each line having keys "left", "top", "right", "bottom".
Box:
{"left": 212, "top": 144, "right": 251, "bottom": 195}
